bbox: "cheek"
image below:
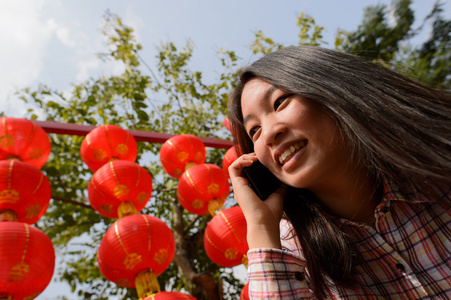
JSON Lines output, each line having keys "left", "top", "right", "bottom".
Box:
{"left": 253, "top": 143, "right": 271, "bottom": 165}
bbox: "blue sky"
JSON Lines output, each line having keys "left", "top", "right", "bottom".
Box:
{"left": 2, "top": 0, "right": 450, "bottom": 117}
{"left": 0, "top": 0, "right": 449, "bottom": 298}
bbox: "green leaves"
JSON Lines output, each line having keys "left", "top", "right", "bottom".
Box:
{"left": 335, "top": 1, "right": 411, "bottom": 61}
{"left": 335, "top": 0, "right": 450, "bottom": 89}
{"left": 13, "top": 11, "right": 238, "bottom": 300}
{"left": 250, "top": 12, "right": 327, "bottom": 57}
{"left": 297, "top": 12, "right": 326, "bottom": 47}
{"left": 7, "top": 3, "right": 450, "bottom": 299}
{"left": 250, "top": 31, "right": 284, "bottom": 55}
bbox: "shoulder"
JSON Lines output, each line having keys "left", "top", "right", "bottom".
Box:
{"left": 280, "top": 218, "right": 305, "bottom": 259}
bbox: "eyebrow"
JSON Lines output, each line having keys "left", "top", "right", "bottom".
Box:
{"left": 243, "top": 85, "right": 277, "bottom": 127}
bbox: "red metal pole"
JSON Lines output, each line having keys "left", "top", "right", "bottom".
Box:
{"left": 33, "top": 120, "right": 233, "bottom": 149}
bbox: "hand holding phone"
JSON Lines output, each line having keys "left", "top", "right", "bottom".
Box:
{"left": 242, "top": 160, "right": 281, "bottom": 200}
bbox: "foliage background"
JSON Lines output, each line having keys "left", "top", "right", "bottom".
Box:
{"left": 0, "top": 0, "right": 449, "bottom": 299}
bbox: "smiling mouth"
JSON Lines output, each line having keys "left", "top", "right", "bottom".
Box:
{"left": 279, "top": 141, "right": 307, "bottom": 165}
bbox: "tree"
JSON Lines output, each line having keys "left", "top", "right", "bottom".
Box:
{"left": 335, "top": 0, "right": 451, "bottom": 89}
{"left": 17, "top": 12, "right": 241, "bottom": 300}
{"left": 4, "top": 0, "right": 449, "bottom": 299}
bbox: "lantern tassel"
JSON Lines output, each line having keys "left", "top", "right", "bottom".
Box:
{"left": 242, "top": 254, "right": 249, "bottom": 269}
{"left": 184, "top": 161, "right": 197, "bottom": 171}
{"left": 0, "top": 209, "right": 18, "bottom": 222}
{"left": 117, "top": 201, "right": 138, "bottom": 218}
{"left": 135, "top": 269, "right": 160, "bottom": 299}
{"left": 207, "top": 198, "right": 222, "bottom": 216}
{"left": 4, "top": 156, "right": 20, "bottom": 161}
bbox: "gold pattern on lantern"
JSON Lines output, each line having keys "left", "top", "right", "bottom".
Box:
{"left": 194, "top": 151, "right": 203, "bottom": 162}
{"left": 7, "top": 223, "right": 33, "bottom": 282}
{"left": 185, "top": 170, "right": 203, "bottom": 195}
{"left": 123, "top": 253, "right": 142, "bottom": 270}
{"left": 116, "top": 144, "right": 128, "bottom": 155}
{"left": 153, "top": 249, "right": 168, "bottom": 265}
{"left": 32, "top": 172, "right": 45, "bottom": 194}
{"left": 174, "top": 169, "right": 182, "bottom": 176}
{"left": 207, "top": 183, "right": 219, "bottom": 195}
{"left": 24, "top": 293, "right": 40, "bottom": 300}
{"left": 0, "top": 189, "right": 19, "bottom": 204}
{"left": 25, "top": 204, "right": 41, "bottom": 219}
{"left": 219, "top": 211, "right": 241, "bottom": 243}
{"left": 177, "top": 151, "right": 189, "bottom": 162}
{"left": 141, "top": 215, "right": 152, "bottom": 251}
{"left": 9, "top": 262, "right": 30, "bottom": 282}
{"left": 116, "top": 278, "right": 132, "bottom": 286}
{"left": 114, "top": 185, "right": 129, "bottom": 198}
{"left": 192, "top": 199, "right": 204, "bottom": 209}
{"left": 100, "top": 204, "right": 113, "bottom": 214}
{"left": 0, "top": 134, "right": 14, "bottom": 147}
{"left": 135, "top": 164, "right": 142, "bottom": 186}
{"left": 136, "top": 192, "right": 148, "bottom": 204}
{"left": 204, "top": 233, "right": 223, "bottom": 253}
{"left": 224, "top": 248, "right": 239, "bottom": 260}
{"left": 93, "top": 149, "right": 108, "bottom": 161}
{"left": 28, "top": 147, "right": 43, "bottom": 160}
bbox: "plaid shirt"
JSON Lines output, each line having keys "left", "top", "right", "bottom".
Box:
{"left": 247, "top": 178, "right": 451, "bottom": 299}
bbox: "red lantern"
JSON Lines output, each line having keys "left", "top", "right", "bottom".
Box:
{"left": 88, "top": 161, "right": 152, "bottom": 218}
{"left": 97, "top": 215, "right": 175, "bottom": 292}
{"left": 0, "top": 117, "right": 51, "bottom": 169}
{"left": 80, "top": 124, "right": 138, "bottom": 172}
{"left": 143, "top": 291, "right": 197, "bottom": 299}
{"left": 177, "top": 164, "right": 229, "bottom": 216}
{"left": 0, "top": 160, "right": 51, "bottom": 224}
{"left": 160, "top": 134, "right": 206, "bottom": 178}
{"left": 204, "top": 206, "right": 248, "bottom": 268}
{"left": 0, "top": 222, "right": 55, "bottom": 299}
{"left": 222, "top": 146, "right": 239, "bottom": 178}
{"left": 240, "top": 282, "right": 249, "bottom": 300}
{"left": 222, "top": 117, "right": 231, "bottom": 132}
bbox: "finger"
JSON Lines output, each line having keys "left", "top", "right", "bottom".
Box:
{"left": 228, "top": 153, "right": 257, "bottom": 180}
{"left": 264, "top": 184, "right": 287, "bottom": 218}
{"left": 228, "top": 154, "right": 263, "bottom": 208}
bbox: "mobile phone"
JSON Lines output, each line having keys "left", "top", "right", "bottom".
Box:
{"left": 242, "top": 160, "right": 281, "bottom": 200}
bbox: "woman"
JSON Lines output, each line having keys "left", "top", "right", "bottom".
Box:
{"left": 227, "top": 46, "right": 451, "bottom": 299}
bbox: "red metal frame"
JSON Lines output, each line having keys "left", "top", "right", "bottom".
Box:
{"left": 33, "top": 120, "right": 233, "bottom": 149}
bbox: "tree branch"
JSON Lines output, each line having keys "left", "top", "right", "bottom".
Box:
{"left": 172, "top": 201, "right": 220, "bottom": 300}
{"left": 183, "top": 215, "right": 204, "bottom": 236}
{"left": 52, "top": 196, "right": 93, "bottom": 209}
{"left": 172, "top": 200, "right": 197, "bottom": 279}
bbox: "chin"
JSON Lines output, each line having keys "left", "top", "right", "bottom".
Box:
{"left": 280, "top": 169, "right": 312, "bottom": 190}
{"left": 282, "top": 178, "right": 309, "bottom": 190}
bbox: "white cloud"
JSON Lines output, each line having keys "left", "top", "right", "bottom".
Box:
{"left": 75, "top": 57, "right": 100, "bottom": 82}
{"left": 0, "top": 0, "right": 76, "bottom": 116}
{"left": 123, "top": 8, "right": 145, "bottom": 42}
{"left": 46, "top": 18, "right": 76, "bottom": 47}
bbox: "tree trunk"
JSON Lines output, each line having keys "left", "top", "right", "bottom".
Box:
{"left": 172, "top": 201, "right": 221, "bottom": 300}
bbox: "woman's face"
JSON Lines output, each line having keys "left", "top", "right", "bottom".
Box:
{"left": 241, "top": 77, "right": 350, "bottom": 192}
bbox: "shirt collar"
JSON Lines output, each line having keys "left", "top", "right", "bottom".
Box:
{"left": 325, "top": 175, "right": 438, "bottom": 228}
{"left": 381, "top": 175, "right": 436, "bottom": 204}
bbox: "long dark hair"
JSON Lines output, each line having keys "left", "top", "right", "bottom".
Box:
{"left": 227, "top": 46, "right": 451, "bottom": 298}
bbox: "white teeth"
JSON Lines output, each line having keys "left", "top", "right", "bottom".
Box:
{"left": 279, "top": 141, "right": 306, "bottom": 164}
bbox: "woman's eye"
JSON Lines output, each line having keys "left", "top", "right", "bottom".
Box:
{"left": 249, "top": 126, "right": 260, "bottom": 138}
{"left": 274, "top": 95, "right": 291, "bottom": 110}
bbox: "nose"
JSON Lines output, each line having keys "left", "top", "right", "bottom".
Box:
{"left": 261, "top": 119, "right": 286, "bottom": 146}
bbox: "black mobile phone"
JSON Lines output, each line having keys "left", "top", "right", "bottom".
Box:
{"left": 242, "top": 160, "right": 281, "bottom": 200}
